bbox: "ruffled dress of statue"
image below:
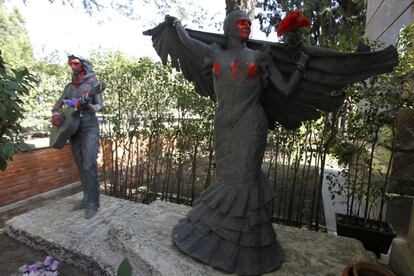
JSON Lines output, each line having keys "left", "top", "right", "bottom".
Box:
{"left": 172, "top": 45, "right": 284, "bottom": 275}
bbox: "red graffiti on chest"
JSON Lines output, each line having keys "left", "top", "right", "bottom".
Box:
{"left": 213, "top": 61, "right": 257, "bottom": 81}
{"left": 231, "top": 61, "right": 238, "bottom": 79}
{"left": 213, "top": 63, "right": 220, "bottom": 78}
{"left": 248, "top": 63, "right": 257, "bottom": 80}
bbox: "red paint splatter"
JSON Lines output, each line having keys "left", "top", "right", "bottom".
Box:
{"left": 236, "top": 19, "right": 251, "bottom": 39}
{"left": 213, "top": 63, "right": 220, "bottom": 77}
{"left": 68, "top": 59, "right": 82, "bottom": 68}
{"left": 248, "top": 63, "right": 257, "bottom": 80}
{"left": 231, "top": 61, "right": 238, "bottom": 79}
{"left": 73, "top": 71, "right": 85, "bottom": 86}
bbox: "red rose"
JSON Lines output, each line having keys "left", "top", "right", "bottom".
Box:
{"left": 277, "top": 10, "right": 311, "bottom": 37}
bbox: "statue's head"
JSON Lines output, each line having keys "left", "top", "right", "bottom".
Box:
{"left": 67, "top": 55, "right": 94, "bottom": 76}
{"left": 223, "top": 10, "right": 251, "bottom": 41}
{"left": 68, "top": 55, "right": 83, "bottom": 75}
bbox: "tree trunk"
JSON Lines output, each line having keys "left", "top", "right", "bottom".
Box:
{"left": 225, "top": 0, "right": 257, "bottom": 21}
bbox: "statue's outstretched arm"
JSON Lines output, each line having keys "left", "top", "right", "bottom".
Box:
{"left": 269, "top": 51, "right": 309, "bottom": 97}
{"left": 167, "top": 16, "right": 212, "bottom": 58}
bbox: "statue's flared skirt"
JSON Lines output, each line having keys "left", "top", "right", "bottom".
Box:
{"left": 172, "top": 173, "right": 284, "bottom": 275}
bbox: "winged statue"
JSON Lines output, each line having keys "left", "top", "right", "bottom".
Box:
{"left": 144, "top": 10, "right": 398, "bottom": 275}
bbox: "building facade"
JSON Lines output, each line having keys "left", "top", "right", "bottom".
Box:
{"left": 365, "top": 0, "right": 413, "bottom": 45}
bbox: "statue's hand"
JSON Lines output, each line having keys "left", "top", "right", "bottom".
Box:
{"left": 51, "top": 112, "right": 64, "bottom": 127}
{"left": 165, "top": 15, "right": 180, "bottom": 26}
{"left": 297, "top": 51, "right": 310, "bottom": 72}
{"left": 78, "top": 95, "right": 91, "bottom": 110}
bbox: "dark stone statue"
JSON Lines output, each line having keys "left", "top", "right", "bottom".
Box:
{"left": 52, "top": 55, "right": 104, "bottom": 220}
{"left": 144, "top": 10, "right": 398, "bottom": 275}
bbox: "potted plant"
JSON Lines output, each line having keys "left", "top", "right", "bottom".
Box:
{"left": 327, "top": 115, "right": 397, "bottom": 257}
{"left": 342, "top": 261, "right": 396, "bottom": 276}
{"left": 327, "top": 24, "right": 414, "bottom": 257}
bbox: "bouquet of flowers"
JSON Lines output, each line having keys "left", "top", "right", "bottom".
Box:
{"left": 61, "top": 98, "right": 80, "bottom": 113}
{"left": 51, "top": 98, "right": 80, "bottom": 127}
{"left": 19, "top": 256, "right": 60, "bottom": 276}
{"left": 277, "top": 10, "right": 311, "bottom": 59}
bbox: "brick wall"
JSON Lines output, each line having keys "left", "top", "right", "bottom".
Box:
{"left": 0, "top": 145, "right": 80, "bottom": 207}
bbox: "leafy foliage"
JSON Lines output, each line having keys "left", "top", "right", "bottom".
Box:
{"left": 91, "top": 51, "right": 216, "bottom": 201}
{"left": 327, "top": 24, "right": 414, "bottom": 224}
{"left": 0, "top": 0, "right": 34, "bottom": 67}
{"left": 0, "top": 51, "right": 36, "bottom": 170}
{"left": 0, "top": 1, "right": 68, "bottom": 134}
{"left": 116, "top": 258, "right": 132, "bottom": 276}
{"left": 20, "top": 61, "right": 69, "bottom": 132}
{"left": 45, "top": 0, "right": 222, "bottom": 29}
{"left": 256, "top": 0, "right": 366, "bottom": 49}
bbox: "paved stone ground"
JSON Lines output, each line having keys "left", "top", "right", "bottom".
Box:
{"left": 5, "top": 193, "right": 377, "bottom": 276}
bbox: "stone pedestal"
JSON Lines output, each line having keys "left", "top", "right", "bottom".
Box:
{"left": 390, "top": 199, "right": 414, "bottom": 276}
{"left": 5, "top": 193, "right": 375, "bottom": 276}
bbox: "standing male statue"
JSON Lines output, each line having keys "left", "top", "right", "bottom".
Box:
{"left": 51, "top": 55, "right": 104, "bottom": 219}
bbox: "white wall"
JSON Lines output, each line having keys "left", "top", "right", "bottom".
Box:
{"left": 365, "top": 0, "right": 414, "bottom": 45}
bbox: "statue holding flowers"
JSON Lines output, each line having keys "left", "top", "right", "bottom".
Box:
{"left": 144, "top": 9, "right": 398, "bottom": 275}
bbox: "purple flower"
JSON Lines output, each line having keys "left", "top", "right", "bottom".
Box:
{"left": 63, "top": 98, "right": 79, "bottom": 108}
{"left": 19, "top": 264, "right": 30, "bottom": 273}
{"left": 19, "top": 256, "right": 60, "bottom": 275}
{"left": 29, "top": 262, "right": 42, "bottom": 272}
{"left": 50, "top": 260, "right": 60, "bottom": 271}
{"left": 43, "top": 256, "right": 54, "bottom": 266}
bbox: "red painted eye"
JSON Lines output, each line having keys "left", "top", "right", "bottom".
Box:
{"left": 236, "top": 19, "right": 251, "bottom": 28}
{"left": 236, "top": 19, "right": 251, "bottom": 38}
{"left": 69, "top": 60, "right": 82, "bottom": 68}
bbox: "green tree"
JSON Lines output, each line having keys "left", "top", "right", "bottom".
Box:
{"left": 0, "top": 51, "right": 36, "bottom": 170}
{"left": 20, "top": 61, "right": 69, "bottom": 132}
{"left": 0, "top": 1, "right": 68, "bottom": 133}
{"left": 0, "top": 0, "right": 34, "bottom": 67}
{"left": 327, "top": 24, "right": 414, "bottom": 223}
{"left": 256, "top": 0, "right": 366, "bottom": 49}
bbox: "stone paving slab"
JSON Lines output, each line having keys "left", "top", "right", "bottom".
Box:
{"left": 5, "top": 193, "right": 376, "bottom": 276}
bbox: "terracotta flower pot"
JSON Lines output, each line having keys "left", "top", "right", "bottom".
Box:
{"left": 342, "top": 262, "right": 396, "bottom": 276}
{"left": 342, "top": 264, "right": 354, "bottom": 276}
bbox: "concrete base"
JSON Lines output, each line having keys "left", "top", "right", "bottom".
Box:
{"left": 5, "top": 193, "right": 376, "bottom": 276}
{"left": 390, "top": 239, "right": 414, "bottom": 276}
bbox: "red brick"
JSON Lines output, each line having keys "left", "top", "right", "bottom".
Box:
{"left": 0, "top": 145, "right": 81, "bottom": 208}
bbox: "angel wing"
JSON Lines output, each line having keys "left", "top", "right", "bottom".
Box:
{"left": 256, "top": 42, "right": 399, "bottom": 129}
{"left": 144, "top": 22, "right": 399, "bottom": 130}
{"left": 143, "top": 22, "right": 218, "bottom": 99}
